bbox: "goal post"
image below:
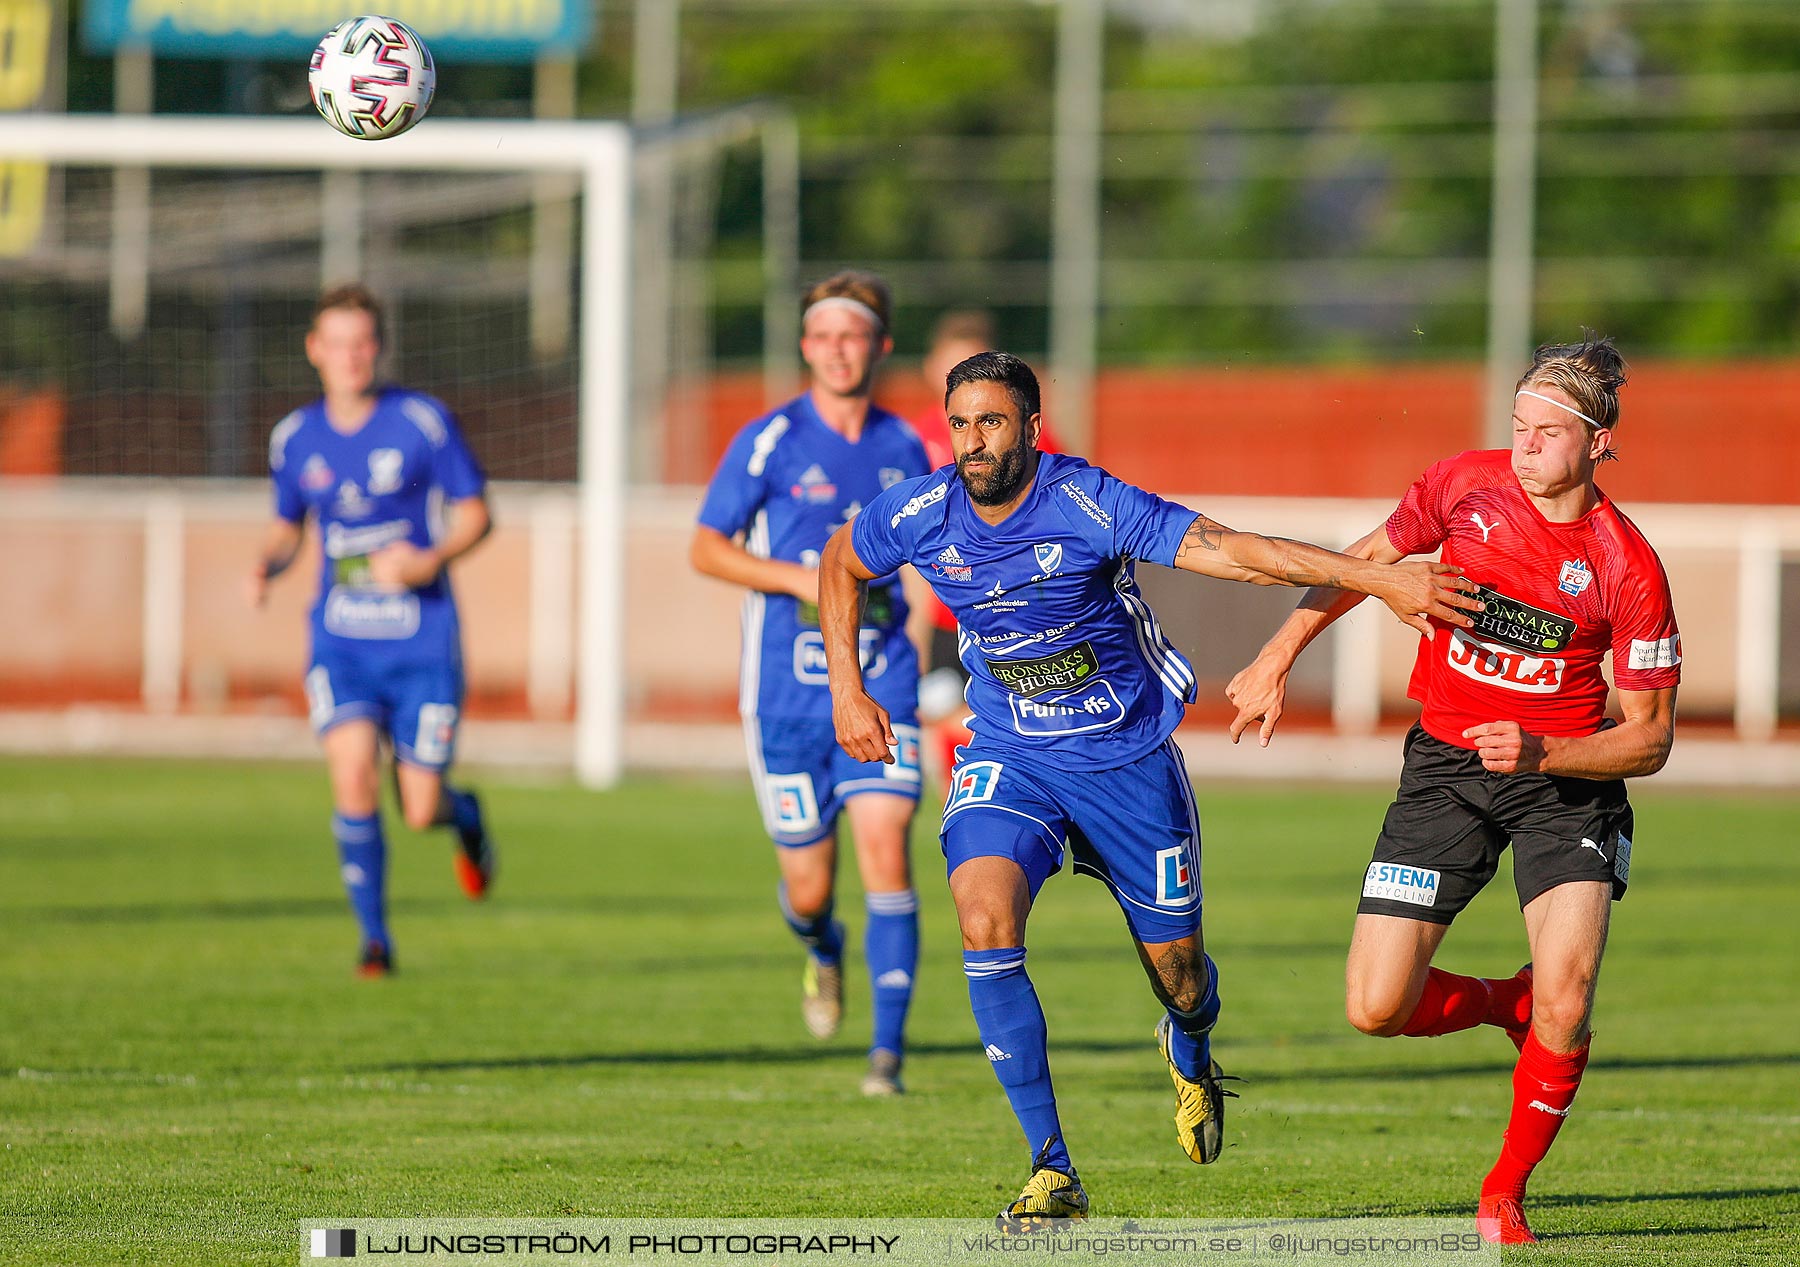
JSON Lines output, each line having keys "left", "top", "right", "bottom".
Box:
{"left": 3, "top": 113, "right": 636, "bottom": 783}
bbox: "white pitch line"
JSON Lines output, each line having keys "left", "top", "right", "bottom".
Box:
{"left": 1245, "top": 1098, "right": 1800, "bottom": 1127}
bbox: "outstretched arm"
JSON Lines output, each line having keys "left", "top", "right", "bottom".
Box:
{"left": 1174, "top": 514, "right": 1476, "bottom": 635}
{"left": 1222, "top": 523, "right": 1414, "bottom": 746}
{"left": 819, "top": 525, "right": 896, "bottom": 765}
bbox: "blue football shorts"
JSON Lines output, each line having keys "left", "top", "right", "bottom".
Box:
{"left": 304, "top": 645, "right": 465, "bottom": 772}
{"left": 746, "top": 713, "right": 923, "bottom": 847}
{"left": 940, "top": 736, "right": 1203, "bottom": 943}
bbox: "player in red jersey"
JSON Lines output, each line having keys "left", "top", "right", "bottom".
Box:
{"left": 1226, "top": 334, "right": 1680, "bottom": 1245}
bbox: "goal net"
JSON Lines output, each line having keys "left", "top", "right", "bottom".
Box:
{"left": 1, "top": 111, "right": 793, "bottom": 786}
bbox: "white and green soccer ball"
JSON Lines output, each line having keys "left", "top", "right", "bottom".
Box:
{"left": 309, "top": 15, "right": 436, "bottom": 140}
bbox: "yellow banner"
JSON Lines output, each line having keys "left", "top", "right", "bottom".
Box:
{"left": 0, "top": 161, "right": 48, "bottom": 257}
{"left": 0, "top": 0, "right": 54, "bottom": 109}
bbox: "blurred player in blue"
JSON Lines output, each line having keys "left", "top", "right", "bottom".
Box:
{"left": 246, "top": 284, "right": 496, "bottom": 978}
{"left": 820, "top": 352, "right": 1480, "bottom": 1225}
{"left": 690, "top": 272, "right": 931, "bottom": 1096}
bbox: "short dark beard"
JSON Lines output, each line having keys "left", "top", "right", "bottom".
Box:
{"left": 957, "top": 440, "right": 1034, "bottom": 506}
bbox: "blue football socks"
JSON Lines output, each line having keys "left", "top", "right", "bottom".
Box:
{"left": 333, "top": 811, "right": 388, "bottom": 950}
{"left": 864, "top": 889, "right": 919, "bottom": 1056}
{"left": 778, "top": 883, "right": 844, "bottom": 963}
{"left": 1163, "top": 951, "right": 1221, "bottom": 1078}
{"left": 966, "top": 947, "right": 1071, "bottom": 1173}
{"left": 445, "top": 786, "right": 483, "bottom": 839}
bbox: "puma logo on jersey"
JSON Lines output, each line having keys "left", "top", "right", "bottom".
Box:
{"left": 1470, "top": 512, "right": 1498, "bottom": 542}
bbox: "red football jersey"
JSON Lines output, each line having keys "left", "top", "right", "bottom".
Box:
{"left": 1384, "top": 450, "right": 1681, "bottom": 748}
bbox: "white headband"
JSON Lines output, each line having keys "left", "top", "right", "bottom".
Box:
{"left": 1516, "top": 388, "right": 1601, "bottom": 428}
{"left": 803, "top": 296, "right": 885, "bottom": 333}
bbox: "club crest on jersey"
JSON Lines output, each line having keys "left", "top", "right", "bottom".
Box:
{"left": 1558, "top": 558, "right": 1593, "bottom": 597}
{"left": 300, "top": 454, "right": 335, "bottom": 491}
{"left": 1033, "top": 542, "right": 1064, "bottom": 575}
{"left": 791, "top": 463, "right": 837, "bottom": 504}
{"left": 367, "top": 448, "right": 404, "bottom": 495}
{"left": 878, "top": 467, "right": 905, "bottom": 490}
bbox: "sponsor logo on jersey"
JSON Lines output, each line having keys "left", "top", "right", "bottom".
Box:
{"left": 1627, "top": 635, "right": 1680, "bottom": 670}
{"left": 984, "top": 641, "right": 1101, "bottom": 698}
{"left": 323, "top": 589, "right": 421, "bottom": 640}
{"left": 367, "top": 448, "right": 405, "bottom": 495}
{"left": 790, "top": 463, "right": 837, "bottom": 504}
{"left": 945, "top": 760, "right": 1003, "bottom": 812}
{"left": 300, "top": 454, "right": 335, "bottom": 491}
{"left": 1059, "top": 480, "right": 1112, "bottom": 528}
{"left": 878, "top": 467, "right": 905, "bottom": 490}
{"left": 1446, "top": 629, "right": 1565, "bottom": 693}
{"left": 1362, "top": 862, "right": 1440, "bottom": 907}
{"left": 1156, "top": 845, "right": 1195, "bottom": 907}
{"left": 933, "top": 544, "right": 973, "bottom": 581}
{"left": 889, "top": 481, "right": 947, "bottom": 528}
{"left": 1469, "top": 511, "right": 1499, "bottom": 542}
{"left": 1008, "top": 681, "right": 1124, "bottom": 736}
{"left": 323, "top": 519, "right": 412, "bottom": 560}
{"left": 792, "top": 630, "right": 887, "bottom": 685}
{"left": 1557, "top": 558, "right": 1594, "bottom": 597}
{"left": 1469, "top": 584, "right": 1578, "bottom": 652}
{"left": 970, "top": 622, "right": 1078, "bottom": 655}
{"left": 1034, "top": 542, "right": 1064, "bottom": 575}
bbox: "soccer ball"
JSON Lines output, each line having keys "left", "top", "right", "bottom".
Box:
{"left": 309, "top": 16, "right": 436, "bottom": 140}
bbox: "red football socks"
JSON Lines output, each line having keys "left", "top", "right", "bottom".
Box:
{"left": 1481, "top": 1030, "right": 1591, "bottom": 1202}
{"left": 1399, "top": 968, "right": 1492, "bottom": 1036}
{"left": 1398, "top": 967, "right": 1535, "bottom": 1037}
{"left": 1486, "top": 966, "right": 1534, "bottom": 1034}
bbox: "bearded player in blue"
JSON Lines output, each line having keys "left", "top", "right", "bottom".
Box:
{"left": 691, "top": 272, "right": 932, "bottom": 1097}
{"left": 822, "top": 353, "right": 1480, "bottom": 1226}
{"left": 247, "top": 285, "right": 496, "bottom": 978}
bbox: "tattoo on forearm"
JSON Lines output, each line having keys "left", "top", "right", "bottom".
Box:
{"left": 1181, "top": 516, "right": 1226, "bottom": 553}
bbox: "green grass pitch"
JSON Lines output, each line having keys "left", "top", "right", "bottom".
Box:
{"left": 2, "top": 756, "right": 1796, "bottom": 1263}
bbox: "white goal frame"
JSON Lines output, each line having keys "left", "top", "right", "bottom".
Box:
{"left": 6, "top": 114, "right": 633, "bottom": 786}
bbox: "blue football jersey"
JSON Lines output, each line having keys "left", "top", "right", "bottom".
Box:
{"left": 852, "top": 452, "right": 1199, "bottom": 770}
{"left": 698, "top": 393, "right": 931, "bottom": 721}
{"left": 269, "top": 388, "right": 486, "bottom": 662}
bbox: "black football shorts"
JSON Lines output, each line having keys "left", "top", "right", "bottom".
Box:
{"left": 1357, "top": 724, "right": 1635, "bottom": 924}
